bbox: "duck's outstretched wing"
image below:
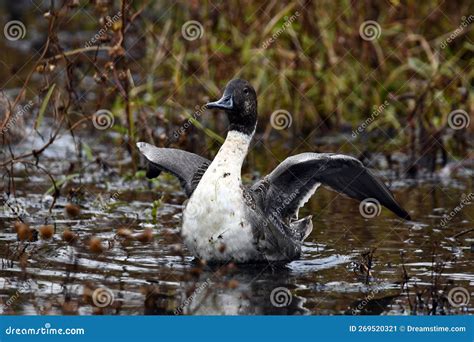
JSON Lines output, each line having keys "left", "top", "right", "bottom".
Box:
{"left": 251, "top": 153, "right": 411, "bottom": 221}
{"left": 136, "top": 142, "right": 210, "bottom": 197}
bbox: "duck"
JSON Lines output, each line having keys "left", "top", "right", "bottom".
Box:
{"left": 137, "top": 79, "right": 411, "bottom": 263}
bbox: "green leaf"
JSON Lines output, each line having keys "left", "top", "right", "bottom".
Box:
{"left": 408, "top": 58, "right": 432, "bottom": 79}
{"left": 45, "top": 173, "right": 79, "bottom": 195}
{"left": 35, "top": 84, "right": 56, "bottom": 130}
{"left": 82, "top": 143, "right": 94, "bottom": 162}
{"left": 184, "top": 111, "right": 224, "bottom": 144}
{"left": 151, "top": 199, "right": 162, "bottom": 224}
{"left": 134, "top": 170, "right": 147, "bottom": 179}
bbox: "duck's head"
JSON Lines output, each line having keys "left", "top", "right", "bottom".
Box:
{"left": 206, "top": 79, "right": 257, "bottom": 135}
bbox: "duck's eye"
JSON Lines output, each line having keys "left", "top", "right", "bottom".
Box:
{"left": 243, "top": 88, "right": 249, "bottom": 95}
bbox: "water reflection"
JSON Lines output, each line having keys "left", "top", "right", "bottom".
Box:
{"left": 1, "top": 138, "right": 473, "bottom": 315}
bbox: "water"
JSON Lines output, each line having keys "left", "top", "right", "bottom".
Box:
{"left": 1, "top": 133, "right": 473, "bottom": 315}
{"left": 0, "top": 2, "right": 472, "bottom": 315}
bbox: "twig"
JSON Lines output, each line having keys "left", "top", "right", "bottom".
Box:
{"left": 452, "top": 228, "right": 474, "bottom": 239}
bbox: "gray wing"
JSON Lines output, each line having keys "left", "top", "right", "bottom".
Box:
{"left": 136, "top": 142, "right": 210, "bottom": 197}
{"left": 252, "top": 153, "right": 411, "bottom": 221}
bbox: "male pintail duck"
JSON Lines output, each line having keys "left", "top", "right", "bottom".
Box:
{"left": 137, "top": 79, "right": 411, "bottom": 263}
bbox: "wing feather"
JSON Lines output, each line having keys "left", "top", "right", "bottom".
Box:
{"left": 137, "top": 142, "right": 210, "bottom": 197}
{"left": 252, "top": 153, "right": 411, "bottom": 220}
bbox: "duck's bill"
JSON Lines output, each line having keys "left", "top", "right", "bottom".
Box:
{"left": 206, "top": 94, "right": 233, "bottom": 110}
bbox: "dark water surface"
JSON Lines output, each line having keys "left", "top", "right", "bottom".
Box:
{"left": 0, "top": 2, "right": 472, "bottom": 315}
{"left": 1, "top": 133, "right": 473, "bottom": 315}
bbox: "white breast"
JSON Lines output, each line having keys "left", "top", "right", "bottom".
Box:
{"left": 181, "top": 130, "right": 260, "bottom": 262}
